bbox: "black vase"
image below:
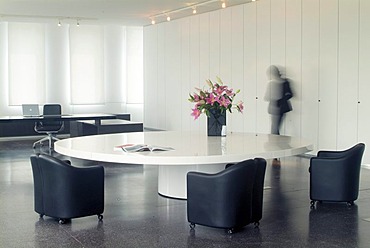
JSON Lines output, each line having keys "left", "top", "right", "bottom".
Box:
{"left": 207, "top": 109, "right": 226, "bottom": 136}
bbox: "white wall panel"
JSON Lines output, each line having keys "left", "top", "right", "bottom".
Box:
{"left": 318, "top": 0, "right": 338, "bottom": 150}
{"left": 189, "top": 15, "right": 202, "bottom": 132}
{"left": 270, "top": 0, "right": 286, "bottom": 66}
{"left": 220, "top": 8, "right": 232, "bottom": 83}
{"left": 243, "top": 3, "right": 258, "bottom": 133}
{"left": 157, "top": 24, "right": 167, "bottom": 130}
{"left": 256, "top": 0, "right": 271, "bottom": 134}
{"left": 219, "top": 7, "right": 233, "bottom": 131}
{"left": 230, "top": 5, "right": 244, "bottom": 132}
{"left": 165, "top": 20, "right": 182, "bottom": 131}
{"left": 199, "top": 14, "right": 210, "bottom": 81}
{"left": 358, "top": 0, "right": 370, "bottom": 163}
{"left": 301, "top": 0, "right": 320, "bottom": 153}
{"left": 285, "top": 0, "right": 302, "bottom": 137}
{"left": 180, "top": 18, "right": 192, "bottom": 131}
{"left": 209, "top": 11, "right": 221, "bottom": 78}
{"left": 337, "top": 0, "right": 359, "bottom": 149}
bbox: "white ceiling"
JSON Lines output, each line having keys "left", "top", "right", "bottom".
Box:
{"left": 0, "top": 0, "right": 253, "bottom": 26}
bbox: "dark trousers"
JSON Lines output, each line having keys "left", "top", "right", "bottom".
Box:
{"left": 271, "top": 113, "right": 284, "bottom": 135}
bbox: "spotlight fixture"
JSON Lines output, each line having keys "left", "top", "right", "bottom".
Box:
{"left": 166, "top": 15, "right": 171, "bottom": 21}
{"left": 222, "top": 1, "right": 226, "bottom": 8}
{"left": 58, "top": 20, "right": 61, "bottom": 26}
{"left": 192, "top": 7, "right": 197, "bottom": 14}
{"left": 151, "top": 19, "right": 156, "bottom": 25}
{"left": 76, "top": 20, "right": 80, "bottom": 26}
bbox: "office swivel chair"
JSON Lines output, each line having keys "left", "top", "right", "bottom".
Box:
{"left": 33, "top": 104, "right": 64, "bottom": 149}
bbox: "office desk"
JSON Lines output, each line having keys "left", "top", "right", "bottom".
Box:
{"left": 0, "top": 113, "right": 129, "bottom": 137}
{"left": 55, "top": 131, "right": 313, "bottom": 199}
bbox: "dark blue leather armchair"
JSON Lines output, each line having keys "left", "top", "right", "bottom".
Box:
{"left": 309, "top": 143, "right": 365, "bottom": 208}
{"left": 30, "top": 154, "right": 104, "bottom": 224}
{"left": 187, "top": 158, "right": 267, "bottom": 233}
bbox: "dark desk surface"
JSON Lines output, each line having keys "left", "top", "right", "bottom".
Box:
{"left": 0, "top": 113, "right": 131, "bottom": 137}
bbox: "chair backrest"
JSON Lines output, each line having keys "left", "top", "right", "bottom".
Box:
{"left": 344, "top": 143, "right": 365, "bottom": 164}
{"left": 38, "top": 104, "right": 63, "bottom": 129}
{"left": 187, "top": 159, "right": 259, "bottom": 229}
{"left": 43, "top": 104, "right": 62, "bottom": 116}
{"left": 30, "top": 154, "right": 72, "bottom": 214}
{"left": 223, "top": 158, "right": 267, "bottom": 223}
{"left": 30, "top": 153, "right": 105, "bottom": 218}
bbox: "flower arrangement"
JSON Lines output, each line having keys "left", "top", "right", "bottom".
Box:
{"left": 188, "top": 77, "right": 244, "bottom": 120}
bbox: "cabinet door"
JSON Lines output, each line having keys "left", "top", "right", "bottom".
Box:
{"left": 243, "top": 3, "right": 257, "bottom": 133}
{"left": 318, "top": 0, "right": 338, "bottom": 150}
{"left": 337, "top": 0, "right": 359, "bottom": 149}
{"left": 358, "top": 0, "right": 370, "bottom": 164}
{"left": 301, "top": 0, "right": 320, "bottom": 154}
{"left": 256, "top": 0, "right": 271, "bottom": 134}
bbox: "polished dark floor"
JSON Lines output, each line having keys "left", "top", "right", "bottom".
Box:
{"left": 1, "top": 138, "right": 370, "bottom": 248}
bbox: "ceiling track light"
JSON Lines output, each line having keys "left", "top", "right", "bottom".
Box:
{"left": 0, "top": 14, "right": 96, "bottom": 24}
{"left": 148, "top": 0, "right": 254, "bottom": 25}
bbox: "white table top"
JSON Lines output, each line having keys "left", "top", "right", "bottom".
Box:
{"left": 55, "top": 131, "right": 313, "bottom": 165}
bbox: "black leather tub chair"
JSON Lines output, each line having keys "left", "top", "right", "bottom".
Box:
{"left": 309, "top": 143, "right": 365, "bottom": 208}
{"left": 30, "top": 154, "right": 104, "bottom": 224}
{"left": 187, "top": 158, "right": 267, "bottom": 233}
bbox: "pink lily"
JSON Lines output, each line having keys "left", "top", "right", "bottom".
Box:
{"left": 218, "top": 96, "right": 231, "bottom": 108}
{"left": 191, "top": 108, "right": 201, "bottom": 120}
{"left": 237, "top": 101, "right": 244, "bottom": 113}
{"left": 206, "top": 93, "right": 217, "bottom": 106}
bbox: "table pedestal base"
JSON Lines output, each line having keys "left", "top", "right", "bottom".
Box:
{"left": 158, "top": 164, "right": 226, "bottom": 199}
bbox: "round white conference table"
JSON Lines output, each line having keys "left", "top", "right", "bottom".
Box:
{"left": 54, "top": 131, "right": 313, "bottom": 199}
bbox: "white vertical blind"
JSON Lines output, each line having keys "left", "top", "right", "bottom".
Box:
{"left": 8, "top": 23, "right": 45, "bottom": 105}
{"left": 69, "top": 25, "right": 104, "bottom": 105}
{"left": 126, "top": 27, "right": 143, "bottom": 104}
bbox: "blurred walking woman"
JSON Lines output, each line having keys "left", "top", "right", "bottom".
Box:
{"left": 264, "top": 65, "right": 293, "bottom": 135}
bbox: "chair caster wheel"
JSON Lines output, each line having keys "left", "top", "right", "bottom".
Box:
{"left": 59, "top": 219, "right": 67, "bottom": 224}
{"left": 39, "top": 214, "right": 44, "bottom": 218}
{"left": 227, "top": 228, "right": 234, "bottom": 234}
{"left": 189, "top": 223, "right": 195, "bottom": 229}
{"left": 310, "top": 200, "right": 316, "bottom": 209}
{"left": 98, "top": 214, "right": 103, "bottom": 221}
{"left": 254, "top": 221, "right": 260, "bottom": 228}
